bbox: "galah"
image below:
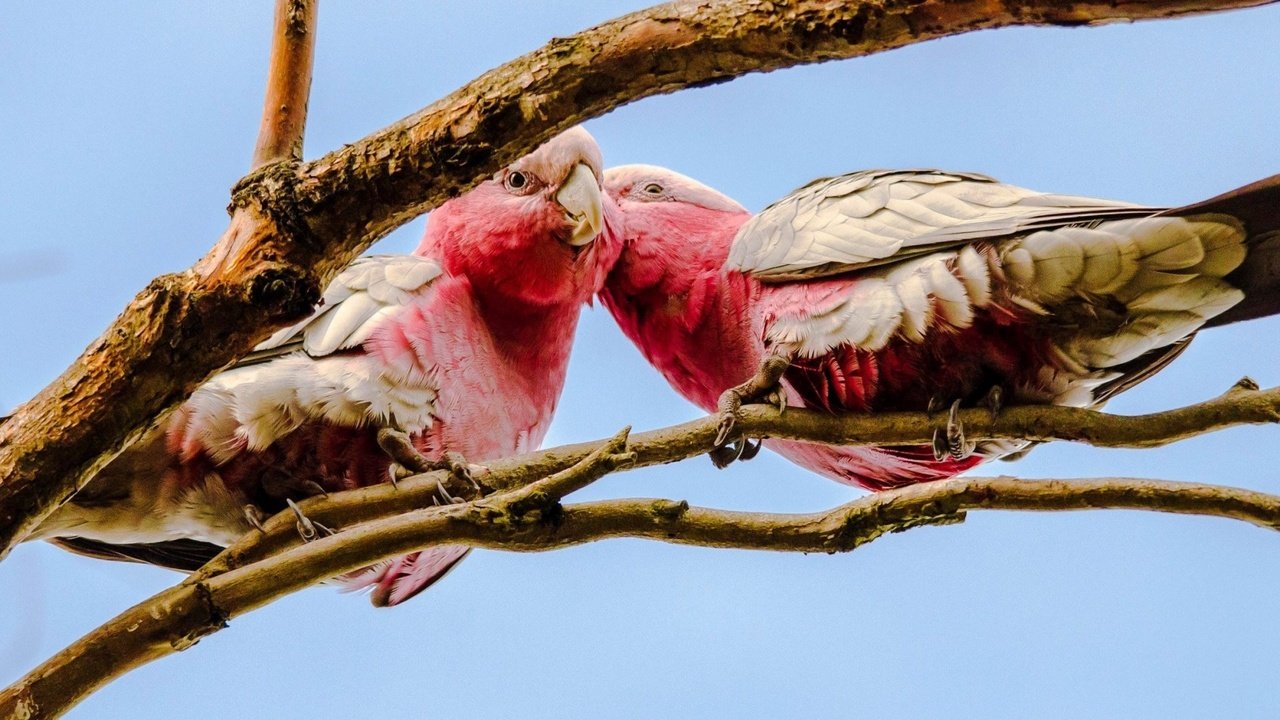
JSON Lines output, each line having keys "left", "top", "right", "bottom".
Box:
{"left": 600, "top": 165, "right": 1280, "bottom": 490}
{"left": 30, "top": 127, "right": 616, "bottom": 607}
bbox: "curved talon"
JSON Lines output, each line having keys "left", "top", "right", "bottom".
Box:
{"left": 984, "top": 385, "right": 1005, "bottom": 420}
{"left": 933, "top": 400, "right": 976, "bottom": 462}
{"left": 713, "top": 351, "right": 792, "bottom": 450}
{"left": 287, "top": 498, "right": 333, "bottom": 542}
{"left": 243, "top": 505, "right": 267, "bottom": 533}
{"left": 708, "top": 437, "right": 763, "bottom": 469}
{"left": 931, "top": 427, "right": 949, "bottom": 462}
{"left": 708, "top": 438, "right": 745, "bottom": 469}
{"left": 437, "top": 482, "right": 459, "bottom": 505}
{"left": 926, "top": 395, "right": 945, "bottom": 416}
{"left": 441, "top": 451, "right": 474, "bottom": 484}
{"left": 945, "top": 400, "right": 976, "bottom": 461}
{"left": 376, "top": 427, "right": 433, "bottom": 475}
{"left": 298, "top": 480, "right": 329, "bottom": 498}
{"left": 714, "top": 387, "right": 744, "bottom": 447}
{"left": 714, "top": 414, "right": 738, "bottom": 448}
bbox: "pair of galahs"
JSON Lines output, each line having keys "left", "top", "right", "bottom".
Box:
{"left": 28, "top": 127, "right": 1280, "bottom": 606}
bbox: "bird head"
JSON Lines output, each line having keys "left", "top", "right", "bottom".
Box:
{"left": 419, "top": 126, "right": 618, "bottom": 306}
{"left": 602, "top": 164, "right": 749, "bottom": 293}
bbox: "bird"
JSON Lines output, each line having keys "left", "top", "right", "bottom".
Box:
{"left": 29, "top": 126, "right": 618, "bottom": 607}
{"left": 599, "top": 165, "right": 1280, "bottom": 490}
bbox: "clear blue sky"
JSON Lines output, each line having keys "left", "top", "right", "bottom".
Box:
{"left": 3, "top": 3, "right": 1280, "bottom": 718}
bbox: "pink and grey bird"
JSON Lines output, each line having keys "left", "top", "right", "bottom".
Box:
{"left": 600, "top": 166, "right": 1280, "bottom": 490}
{"left": 29, "top": 127, "right": 617, "bottom": 606}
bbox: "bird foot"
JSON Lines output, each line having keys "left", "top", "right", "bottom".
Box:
{"left": 379, "top": 429, "right": 475, "bottom": 483}
{"left": 931, "top": 399, "right": 977, "bottom": 462}
{"left": 708, "top": 438, "right": 762, "bottom": 469}
{"left": 286, "top": 498, "right": 334, "bottom": 542}
{"left": 243, "top": 505, "right": 268, "bottom": 533}
{"left": 376, "top": 428, "right": 484, "bottom": 502}
{"left": 712, "top": 352, "right": 791, "bottom": 466}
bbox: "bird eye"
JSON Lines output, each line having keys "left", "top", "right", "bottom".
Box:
{"left": 504, "top": 170, "right": 530, "bottom": 193}
{"left": 642, "top": 182, "right": 664, "bottom": 196}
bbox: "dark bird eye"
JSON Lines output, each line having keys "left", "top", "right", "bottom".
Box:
{"left": 642, "top": 182, "right": 663, "bottom": 196}
{"left": 504, "top": 171, "right": 529, "bottom": 192}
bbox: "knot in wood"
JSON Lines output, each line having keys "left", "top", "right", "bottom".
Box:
{"left": 249, "top": 266, "right": 318, "bottom": 320}
{"left": 228, "top": 160, "right": 316, "bottom": 249}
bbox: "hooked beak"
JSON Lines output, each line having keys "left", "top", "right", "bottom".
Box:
{"left": 555, "top": 163, "right": 604, "bottom": 247}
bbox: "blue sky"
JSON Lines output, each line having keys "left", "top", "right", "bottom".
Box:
{"left": 3, "top": 2, "right": 1280, "bottom": 717}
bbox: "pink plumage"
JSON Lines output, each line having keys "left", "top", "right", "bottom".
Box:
{"left": 601, "top": 165, "right": 1275, "bottom": 491}
{"left": 33, "top": 127, "right": 620, "bottom": 607}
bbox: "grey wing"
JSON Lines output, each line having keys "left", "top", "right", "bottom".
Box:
{"left": 234, "top": 254, "right": 444, "bottom": 367}
{"left": 727, "top": 169, "right": 1158, "bottom": 281}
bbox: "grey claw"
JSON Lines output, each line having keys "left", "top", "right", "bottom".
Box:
{"left": 985, "top": 385, "right": 1004, "bottom": 420}
{"left": 739, "top": 437, "right": 762, "bottom": 462}
{"left": 287, "top": 498, "right": 333, "bottom": 542}
{"left": 927, "top": 395, "right": 945, "bottom": 416}
{"left": 945, "top": 400, "right": 975, "bottom": 461}
{"left": 437, "top": 482, "right": 459, "bottom": 505}
{"left": 714, "top": 414, "right": 736, "bottom": 448}
{"left": 931, "top": 427, "right": 948, "bottom": 462}
{"left": 442, "top": 451, "right": 473, "bottom": 485}
{"left": 243, "top": 505, "right": 267, "bottom": 533}
{"left": 708, "top": 443, "right": 741, "bottom": 469}
{"left": 376, "top": 427, "right": 432, "bottom": 474}
{"left": 299, "top": 480, "right": 329, "bottom": 498}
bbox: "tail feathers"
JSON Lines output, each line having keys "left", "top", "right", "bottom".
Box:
{"left": 49, "top": 536, "right": 222, "bottom": 572}
{"left": 1172, "top": 173, "right": 1280, "bottom": 328}
{"left": 340, "top": 545, "right": 470, "bottom": 607}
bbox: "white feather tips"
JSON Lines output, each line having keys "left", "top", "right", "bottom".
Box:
{"left": 256, "top": 255, "right": 442, "bottom": 358}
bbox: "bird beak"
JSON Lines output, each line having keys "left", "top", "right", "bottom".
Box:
{"left": 555, "top": 163, "right": 604, "bottom": 247}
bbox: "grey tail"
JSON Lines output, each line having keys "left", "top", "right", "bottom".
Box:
{"left": 50, "top": 536, "right": 223, "bottom": 572}
{"left": 1173, "top": 173, "right": 1280, "bottom": 328}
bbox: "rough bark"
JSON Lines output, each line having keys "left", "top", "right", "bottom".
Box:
{"left": 0, "top": 0, "right": 1274, "bottom": 560}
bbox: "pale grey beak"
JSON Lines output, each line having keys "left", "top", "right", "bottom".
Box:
{"left": 555, "top": 163, "right": 604, "bottom": 247}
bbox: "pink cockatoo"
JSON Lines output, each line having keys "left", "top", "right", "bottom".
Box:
{"left": 30, "top": 127, "right": 618, "bottom": 606}
{"left": 600, "top": 165, "right": 1280, "bottom": 490}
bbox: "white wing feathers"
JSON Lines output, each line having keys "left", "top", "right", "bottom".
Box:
{"left": 728, "top": 170, "right": 1146, "bottom": 279}
{"left": 254, "top": 255, "right": 443, "bottom": 359}
{"left": 179, "top": 255, "right": 444, "bottom": 461}
{"left": 744, "top": 170, "right": 1248, "bottom": 404}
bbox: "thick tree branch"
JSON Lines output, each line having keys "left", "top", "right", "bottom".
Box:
{"left": 250, "top": 0, "right": 318, "bottom": 169}
{"left": 7, "top": 471, "right": 1280, "bottom": 719}
{"left": 0, "top": 0, "right": 1273, "bottom": 561}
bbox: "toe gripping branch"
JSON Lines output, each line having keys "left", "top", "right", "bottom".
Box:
{"left": 376, "top": 428, "right": 485, "bottom": 507}
{"left": 712, "top": 351, "right": 792, "bottom": 467}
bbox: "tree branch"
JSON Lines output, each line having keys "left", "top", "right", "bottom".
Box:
{"left": 188, "top": 380, "right": 1280, "bottom": 578}
{"left": 7, "top": 471, "right": 1279, "bottom": 719}
{"left": 0, "top": 0, "right": 1273, "bottom": 560}
{"left": 8, "top": 379, "right": 1280, "bottom": 715}
{"left": 250, "top": 0, "right": 318, "bottom": 169}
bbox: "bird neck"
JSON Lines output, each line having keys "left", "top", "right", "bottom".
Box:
{"left": 602, "top": 222, "right": 760, "bottom": 412}
{"left": 473, "top": 287, "right": 582, "bottom": 372}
